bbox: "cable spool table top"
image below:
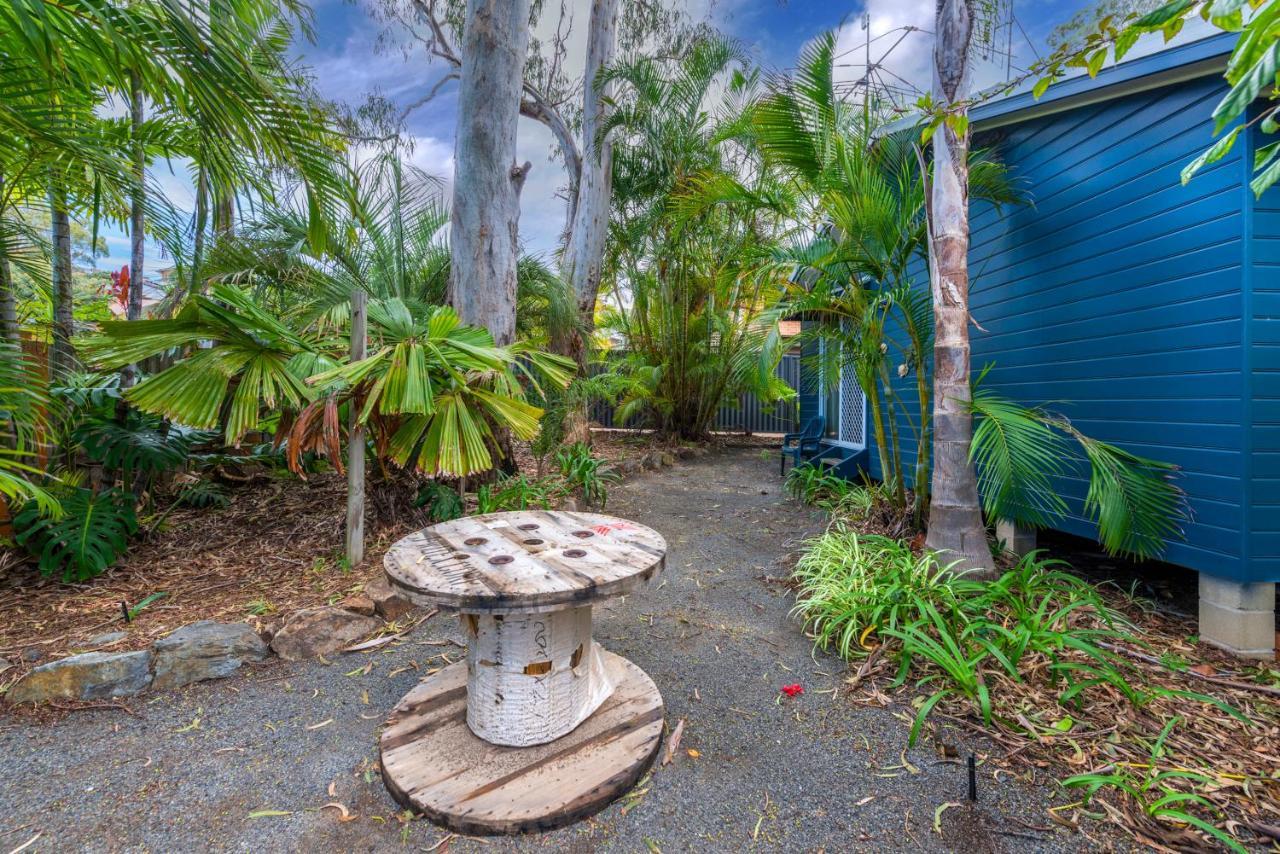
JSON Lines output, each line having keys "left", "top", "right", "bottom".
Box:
{"left": 384, "top": 510, "right": 667, "bottom": 614}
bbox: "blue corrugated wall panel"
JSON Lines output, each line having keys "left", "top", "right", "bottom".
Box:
{"left": 853, "top": 74, "right": 1257, "bottom": 580}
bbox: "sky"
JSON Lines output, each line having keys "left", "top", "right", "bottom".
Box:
{"left": 95, "top": 0, "right": 1213, "bottom": 277}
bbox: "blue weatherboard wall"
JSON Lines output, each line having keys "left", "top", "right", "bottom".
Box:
{"left": 1248, "top": 111, "right": 1280, "bottom": 581}
{"left": 963, "top": 71, "right": 1247, "bottom": 579}
{"left": 800, "top": 53, "right": 1280, "bottom": 583}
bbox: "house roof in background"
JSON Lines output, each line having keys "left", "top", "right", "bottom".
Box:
{"left": 971, "top": 32, "right": 1236, "bottom": 132}
{"left": 880, "top": 32, "right": 1237, "bottom": 137}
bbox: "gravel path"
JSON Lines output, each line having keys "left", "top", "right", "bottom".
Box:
{"left": 0, "top": 448, "right": 1121, "bottom": 853}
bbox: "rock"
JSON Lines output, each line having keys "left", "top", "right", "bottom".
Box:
{"left": 341, "top": 594, "right": 377, "bottom": 617}
{"left": 7, "top": 650, "right": 152, "bottom": 703}
{"left": 639, "top": 452, "right": 660, "bottom": 471}
{"left": 270, "top": 607, "right": 380, "bottom": 661}
{"left": 675, "top": 447, "right": 697, "bottom": 460}
{"left": 659, "top": 452, "right": 676, "bottom": 467}
{"left": 151, "top": 621, "right": 268, "bottom": 691}
{"left": 364, "top": 575, "right": 417, "bottom": 621}
{"left": 561, "top": 496, "right": 581, "bottom": 511}
{"left": 20, "top": 648, "right": 42, "bottom": 664}
{"left": 0, "top": 657, "right": 11, "bottom": 675}
{"left": 88, "top": 631, "right": 128, "bottom": 647}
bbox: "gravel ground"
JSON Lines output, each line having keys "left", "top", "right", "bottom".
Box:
{"left": 0, "top": 448, "right": 1125, "bottom": 853}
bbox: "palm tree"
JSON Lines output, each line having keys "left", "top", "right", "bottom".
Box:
{"left": 599, "top": 34, "right": 795, "bottom": 440}
{"left": 746, "top": 32, "right": 1019, "bottom": 522}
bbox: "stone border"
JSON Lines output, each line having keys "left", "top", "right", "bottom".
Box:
{"left": 3, "top": 576, "right": 417, "bottom": 706}
{"left": 3, "top": 447, "right": 719, "bottom": 707}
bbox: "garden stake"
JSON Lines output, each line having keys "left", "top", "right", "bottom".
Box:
{"left": 967, "top": 754, "right": 977, "bottom": 802}
{"left": 120, "top": 600, "right": 132, "bottom": 623}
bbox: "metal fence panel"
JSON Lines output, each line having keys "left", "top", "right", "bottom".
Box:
{"left": 588, "top": 353, "right": 799, "bottom": 434}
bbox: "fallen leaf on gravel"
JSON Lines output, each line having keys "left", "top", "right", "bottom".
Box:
{"left": 662, "top": 719, "right": 685, "bottom": 766}
{"left": 855, "top": 796, "right": 875, "bottom": 807}
{"left": 174, "top": 713, "right": 202, "bottom": 733}
{"left": 686, "top": 749, "right": 700, "bottom": 759}
{"left": 306, "top": 718, "right": 333, "bottom": 730}
{"left": 248, "top": 810, "right": 291, "bottom": 819}
{"left": 327, "top": 781, "right": 337, "bottom": 797}
{"left": 361, "top": 690, "right": 369, "bottom": 705}
{"left": 322, "top": 802, "right": 356, "bottom": 822}
{"left": 1190, "top": 663, "right": 1216, "bottom": 676}
{"left": 933, "top": 802, "right": 961, "bottom": 834}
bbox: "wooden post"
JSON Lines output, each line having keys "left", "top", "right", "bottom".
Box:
{"left": 346, "top": 288, "right": 367, "bottom": 567}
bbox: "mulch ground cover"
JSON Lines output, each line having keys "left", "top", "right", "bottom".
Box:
{"left": 811, "top": 501, "right": 1280, "bottom": 852}
{"left": 0, "top": 430, "right": 761, "bottom": 692}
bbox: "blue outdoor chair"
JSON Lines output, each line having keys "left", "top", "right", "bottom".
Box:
{"left": 780, "top": 416, "right": 825, "bottom": 475}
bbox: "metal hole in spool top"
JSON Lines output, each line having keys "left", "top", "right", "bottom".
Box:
{"left": 488, "top": 555, "right": 514, "bottom": 566}
{"left": 572, "top": 530, "right": 595, "bottom": 539}
{"left": 564, "top": 549, "right": 587, "bottom": 558}
{"left": 523, "top": 538, "right": 544, "bottom": 546}
{"left": 517, "top": 523, "right": 539, "bottom": 531}
{"left": 464, "top": 537, "right": 487, "bottom": 546}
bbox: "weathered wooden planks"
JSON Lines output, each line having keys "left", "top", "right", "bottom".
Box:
{"left": 384, "top": 511, "right": 667, "bottom": 614}
{"left": 380, "top": 650, "right": 664, "bottom": 835}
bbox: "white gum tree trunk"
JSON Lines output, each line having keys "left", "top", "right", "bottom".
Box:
{"left": 924, "top": 0, "right": 996, "bottom": 576}
{"left": 556, "top": 0, "right": 619, "bottom": 371}
{"left": 447, "top": 0, "right": 533, "bottom": 348}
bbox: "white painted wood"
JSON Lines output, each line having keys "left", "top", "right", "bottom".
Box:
{"left": 464, "top": 606, "right": 612, "bottom": 746}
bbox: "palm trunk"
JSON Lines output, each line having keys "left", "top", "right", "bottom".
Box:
{"left": 0, "top": 175, "right": 17, "bottom": 345}
{"left": 48, "top": 176, "right": 76, "bottom": 380}
{"left": 447, "top": 0, "right": 532, "bottom": 349}
{"left": 0, "top": 256, "right": 16, "bottom": 345}
{"left": 123, "top": 70, "right": 145, "bottom": 389}
{"left": 924, "top": 0, "right": 995, "bottom": 575}
{"left": 346, "top": 288, "right": 367, "bottom": 567}
{"left": 555, "top": 0, "right": 619, "bottom": 372}
{"left": 192, "top": 165, "right": 209, "bottom": 297}
{"left": 913, "top": 360, "right": 931, "bottom": 525}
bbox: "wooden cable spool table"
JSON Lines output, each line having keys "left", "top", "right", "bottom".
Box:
{"left": 379, "top": 510, "right": 668, "bottom": 835}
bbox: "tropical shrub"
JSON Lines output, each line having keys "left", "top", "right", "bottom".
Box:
{"left": 555, "top": 442, "right": 618, "bottom": 508}
{"left": 415, "top": 481, "right": 465, "bottom": 523}
{"left": 13, "top": 487, "right": 139, "bottom": 581}
{"left": 600, "top": 35, "right": 795, "bottom": 439}
{"left": 475, "top": 474, "right": 562, "bottom": 514}
{"left": 0, "top": 341, "right": 59, "bottom": 516}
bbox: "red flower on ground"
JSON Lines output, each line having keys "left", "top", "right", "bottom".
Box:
{"left": 780, "top": 683, "right": 803, "bottom": 698}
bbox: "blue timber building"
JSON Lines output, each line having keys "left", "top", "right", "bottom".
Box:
{"left": 795, "top": 34, "right": 1277, "bottom": 656}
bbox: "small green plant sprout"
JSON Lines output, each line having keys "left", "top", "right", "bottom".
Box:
{"left": 555, "top": 443, "right": 618, "bottom": 508}
{"left": 1061, "top": 718, "right": 1249, "bottom": 854}
{"left": 123, "top": 592, "right": 168, "bottom": 622}
{"left": 245, "top": 599, "right": 277, "bottom": 617}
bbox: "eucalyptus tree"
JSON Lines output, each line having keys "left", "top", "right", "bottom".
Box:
{"left": 378, "top": 0, "right": 690, "bottom": 368}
